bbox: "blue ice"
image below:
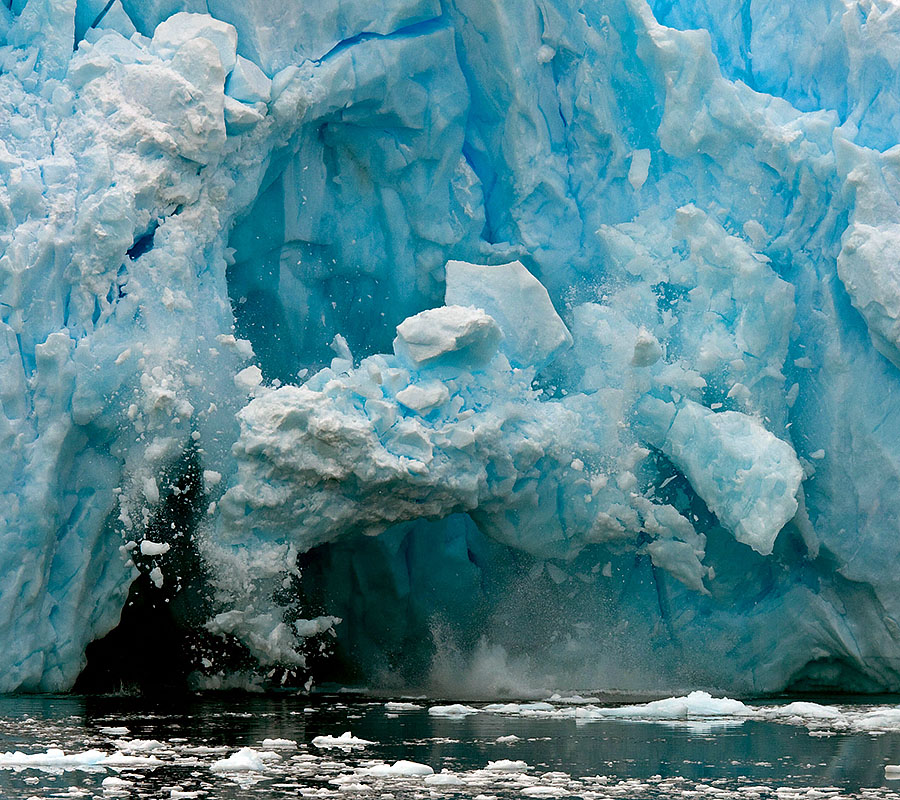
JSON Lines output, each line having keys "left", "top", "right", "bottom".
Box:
{"left": 0, "top": 0, "right": 899, "bottom": 694}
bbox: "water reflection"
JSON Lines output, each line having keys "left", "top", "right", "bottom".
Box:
{"left": 0, "top": 694, "right": 894, "bottom": 798}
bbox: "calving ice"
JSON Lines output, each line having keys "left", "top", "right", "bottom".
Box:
{"left": 0, "top": 0, "right": 897, "bottom": 695}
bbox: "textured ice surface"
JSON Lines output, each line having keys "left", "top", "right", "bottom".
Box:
{"left": 2, "top": 0, "right": 900, "bottom": 693}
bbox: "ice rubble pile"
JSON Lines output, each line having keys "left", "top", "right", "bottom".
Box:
{"left": 1, "top": 0, "right": 900, "bottom": 693}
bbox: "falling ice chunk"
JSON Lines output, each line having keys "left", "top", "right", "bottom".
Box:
{"left": 393, "top": 305, "right": 502, "bottom": 369}
{"left": 445, "top": 259, "right": 572, "bottom": 369}
{"left": 139, "top": 540, "right": 170, "bottom": 556}
{"left": 628, "top": 149, "right": 651, "bottom": 190}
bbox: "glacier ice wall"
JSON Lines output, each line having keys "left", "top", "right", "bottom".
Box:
{"left": 2, "top": 0, "right": 900, "bottom": 693}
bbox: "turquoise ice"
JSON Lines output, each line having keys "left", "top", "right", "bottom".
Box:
{"left": 0, "top": 0, "right": 899, "bottom": 693}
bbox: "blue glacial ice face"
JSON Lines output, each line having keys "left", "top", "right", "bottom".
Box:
{"left": 2, "top": 0, "right": 900, "bottom": 694}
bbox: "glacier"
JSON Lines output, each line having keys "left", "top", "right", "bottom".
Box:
{"left": 2, "top": 0, "right": 900, "bottom": 694}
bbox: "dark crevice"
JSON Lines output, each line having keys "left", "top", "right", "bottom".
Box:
{"left": 312, "top": 15, "right": 445, "bottom": 64}
{"left": 75, "top": 447, "right": 252, "bottom": 695}
{"left": 77, "top": 445, "right": 328, "bottom": 694}
{"left": 127, "top": 222, "right": 158, "bottom": 261}
{"left": 90, "top": 0, "right": 116, "bottom": 31}
{"left": 462, "top": 141, "right": 497, "bottom": 244}
{"left": 785, "top": 657, "right": 889, "bottom": 694}
{"left": 116, "top": 263, "right": 128, "bottom": 298}
{"left": 73, "top": 0, "right": 116, "bottom": 50}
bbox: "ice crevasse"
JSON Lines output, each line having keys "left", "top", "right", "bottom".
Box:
{"left": 1, "top": 0, "right": 900, "bottom": 694}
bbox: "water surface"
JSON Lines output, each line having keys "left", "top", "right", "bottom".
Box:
{"left": 1, "top": 693, "right": 899, "bottom": 798}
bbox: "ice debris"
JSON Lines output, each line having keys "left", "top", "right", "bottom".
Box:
{"left": 209, "top": 747, "right": 279, "bottom": 772}
{"left": 0, "top": 748, "right": 161, "bottom": 771}
{"left": 428, "top": 705, "right": 481, "bottom": 718}
{"left": 311, "top": 732, "right": 374, "bottom": 750}
{"left": 363, "top": 760, "right": 435, "bottom": 777}
{"left": 444, "top": 259, "right": 573, "bottom": 369}
{"left": 457, "top": 692, "right": 900, "bottom": 739}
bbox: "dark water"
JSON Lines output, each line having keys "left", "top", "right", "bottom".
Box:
{"left": 0, "top": 693, "right": 899, "bottom": 798}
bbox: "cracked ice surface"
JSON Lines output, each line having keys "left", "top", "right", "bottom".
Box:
{"left": 2, "top": 0, "right": 900, "bottom": 692}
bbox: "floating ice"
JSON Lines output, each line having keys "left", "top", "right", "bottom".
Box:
{"left": 384, "top": 702, "right": 423, "bottom": 712}
{"left": 112, "top": 739, "right": 165, "bottom": 752}
{"left": 0, "top": 748, "right": 161, "bottom": 771}
{"left": 8, "top": 694, "right": 900, "bottom": 798}
{"left": 311, "top": 732, "right": 374, "bottom": 749}
{"left": 2, "top": 0, "right": 900, "bottom": 695}
{"left": 363, "top": 760, "right": 435, "bottom": 777}
{"left": 0, "top": 748, "right": 109, "bottom": 770}
{"left": 424, "top": 770, "right": 466, "bottom": 786}
{"left": 100, "top": 776, "right": 134, "bottom": 790}
{"left": 209, "top": 747, "right": 277, "bottom": 772}
{"left": 428, "top": 705, "right": 481, "bottom": 718}
{"left": 583, "top": 691, "right": 755, "bottom": 720}
{"left": 485, "top": 759, "right": 530, "bottom": 772}
{"left": 260, "top": 738, "right": 297, "bottom": 749}
{"left": 456, "top": 692, "right": 900, "bottom": 741}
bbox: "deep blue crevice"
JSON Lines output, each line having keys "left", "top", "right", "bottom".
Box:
{"left": 74, "top": 0, "right": 116, "bottom": 50}
{"left": 127, "top": 223, "right": 157, "bottom": 261}
{"left": 313, "top": 15, "right": 446, "bottom": 64}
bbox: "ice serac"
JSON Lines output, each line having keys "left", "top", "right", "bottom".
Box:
{"left": 392, "top": 305, "right": 502, "bottom": 369}
{"left": 637, "top": 398, "right": 803, "bottom": 556}
{"left": 444, "top": 260, "right": 573, "bottom": 369}
{"left": 2, "top": 0, "right": 900, "bottom": 695}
